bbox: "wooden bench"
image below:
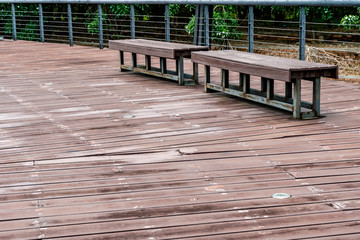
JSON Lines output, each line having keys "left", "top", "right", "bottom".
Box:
{"left": 192, "top": 50, "right": 338, "bottom": 119}
{"left": 109, "top": 39, "right": 209, "bottom": 85}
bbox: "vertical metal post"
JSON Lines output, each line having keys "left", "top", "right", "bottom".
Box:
{"left": 193, "top": 5, "right": 199, "bottom": 45}
{"left": 67, "top": 4, "right": 73, "bottom": 46}
{"left": 98, "top": 4, "right": 103, "bottom": 49}
{"left": 130, "top": 4, "right": 135, "bottom": 39}
{"left": 11, "top": 3, "right": 16, "bottom": 41}
{"left": 165, "top": 4, "right": 170, "bottom": 42}
{"left": 299, "top": 6, "right": 306, "bottom": 60}
{"left": 39, "top": 3, "right": 44, "bottom": 43}
{"left": 198, "top": 5, "right": 204, "bottom": 46}
{"left": 248, "top": 6, "right": 254, "bottom": 53}
{"left": 204, "top": 5, "right": 210, "bottom": 47}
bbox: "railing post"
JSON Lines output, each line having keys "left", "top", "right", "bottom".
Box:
{"left": 204, "top": 4, "right": 209, "bottom": 47}
{"left": 130, "top": 4, "right": 135, "bottom": 39}
{"left": 67, "top": 4, "right": 73, "bottom": 46}
{"left": 198, "top": 5, "right": 204, "bottom": 45}
{"left": 11, "top": 3, "right": 16, "bottom": 41}
{"left": 98, "top": 4, "right": 103, "bottom": 49}
{"left": 299, "top": 6, "right": 306, "bottom": 60}
{"left": 165, "top": 4, "right": 170, "bottom": 42}
{"left": 39, "top": 3, "right": 44, "bottom": 43}
{"left": 193, "top": 5, "right": 199, "bottom": 45}
{"left": 248, "top": 6, "right": 254, "bottom": 53}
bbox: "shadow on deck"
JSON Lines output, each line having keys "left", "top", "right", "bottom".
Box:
{"left": 0, "top": 40, "right": 360, "bottom": 239}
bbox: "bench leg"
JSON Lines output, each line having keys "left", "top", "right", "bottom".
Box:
{"left": 312, "top": 77, "right": 321, "bottom": 117}
{"left": 176, "top": 59, "right": 179, "bottom": 75}
{"left": 119, "top": 51, "right": 126, "bottom": 72}
{"left": 267, "top": 78, "right": 274, "bottom": 100}
{"left": 261, "top": 77, "right": 267, "bottom": 93}
{"left": 145, "top": 55, "right": 151, "bottom": 71}
{"left": 177, "top": 56, "right": 184, "bottom": 85}
{"left": 293, "top": 78, "right": 301, "bottom": 119}
{"left": 221, "top": 69, "right": 229, "bottom": 89}
{"left": 239, "top": 73, "right": 244, "bottom": 90}
{"left": 285, "top": 82, "right": 292, "bottom": 99}
{"left": 160, "top": 57, "right": 167, "bottom": 74}
{"left": 193, "top": 62, "right": 199, "bottom": 84}
{"left": 204, "top": 65, "right": 211, "bottom": 92}
{"left": 132, "top": 53, "right": 137, "bottom": 68}
{"left": 240, "top": 73, "right": 250, "bottom": 94}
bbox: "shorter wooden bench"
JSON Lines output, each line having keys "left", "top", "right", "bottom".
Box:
{"left": 109, "top": 39, "right": 209, "bottom": 85}
{"left": 192, "top": 50, "right": 338, "bottom": 119}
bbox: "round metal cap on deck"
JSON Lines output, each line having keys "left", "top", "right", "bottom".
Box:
{"left": 272, "top": 193, "right": 291, "bottom": 199}
{"left": 123, "top": 114, "right": 134, "bottom": 119}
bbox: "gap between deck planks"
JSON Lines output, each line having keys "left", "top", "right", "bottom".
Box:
{"left": 0, "top": 41, "right": 359, "bottom": 240}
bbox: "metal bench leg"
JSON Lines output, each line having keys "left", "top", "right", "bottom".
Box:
{"left": 145, "top": 55, "right": 151, "bottom": 71}
{"left": 293, "top": 78, "right": 301, "bottom": 119}
{"left": 193, "top": 62, "right": 199, "bottom": 84}
{"left": 313, "top": 77, "right": 321, "bottom": 117}
{"left": 204, "top": 65, "right": 211, "bottom": 92}
{"left": 160, "top": 57, "right": 167, "bottom": 74}
{"left": 285, "top": 82, "right": 292, "bottom": 99}
{"left": 221, "top": 69, "right": 229, "bottom": 89}
{"left": 177, "top": 56, "right": 184, "bottom": 85}
{"left": 267, "top": 78, "right": 274, "bottom": 100}
{"left": 132, "top": 53, "right": 137, "bottom": 68}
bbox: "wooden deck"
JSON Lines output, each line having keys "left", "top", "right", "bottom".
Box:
{"left": 0, "top": 40, "right": 360, "bottom": 240}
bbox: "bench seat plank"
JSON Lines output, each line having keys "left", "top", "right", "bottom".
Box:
{"left": 109, "top": 39, "right": 209, "bottom": 59}
{"left": 192, "top": 50, "right": 338, "bottom": 82}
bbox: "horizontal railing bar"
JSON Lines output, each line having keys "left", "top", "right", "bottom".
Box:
{"left": 1, "top": 0, "right": 359, "bottom": 6}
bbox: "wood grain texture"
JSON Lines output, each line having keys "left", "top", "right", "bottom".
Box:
{"left": 0, "top": 40, "right": 359, "bottom": 240}
{"left": 109, "top": 39, "right": 209, "bottom": 59}
{"left": 192, "top": 50, "right": 338, "bottom": 82}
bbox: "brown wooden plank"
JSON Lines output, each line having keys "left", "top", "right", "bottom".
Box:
{"left": 109, "top": 39, "right": 209, "bottom": 58}
{"left": 0, "top": 40, "right": 359, "bottom": 240}
{"left": 192, "top": 50, "right": 338, "bottom": 82}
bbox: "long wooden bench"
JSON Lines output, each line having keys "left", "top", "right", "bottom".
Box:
{"left": 109, "top": 39, "right": 209, "bottom": 85}
{"left": 192, "top": 50, "right": 338, "bottom": 119}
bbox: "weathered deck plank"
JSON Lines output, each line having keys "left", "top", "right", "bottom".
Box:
{"left": 0, "top": 40, "right": 359, "bottom": 239}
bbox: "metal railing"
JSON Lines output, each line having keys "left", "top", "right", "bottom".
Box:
{"left": 1, "top": 0, "right": 360, "bottom": 79}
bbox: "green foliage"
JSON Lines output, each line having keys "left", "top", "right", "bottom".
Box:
{"left": 186, "top": 5, "right": 243, "bottom": 45}
{"left": 0, "top": 4, "right": 40, "bottom": 40}
{"left": 109, "top": 4, "right": 130, "bottom": 18}
{"left": 169, "top": 4, "right": 195, "bottom": 17}
{"left": 339, "top": 7, "right": 360, "bottom": 30}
